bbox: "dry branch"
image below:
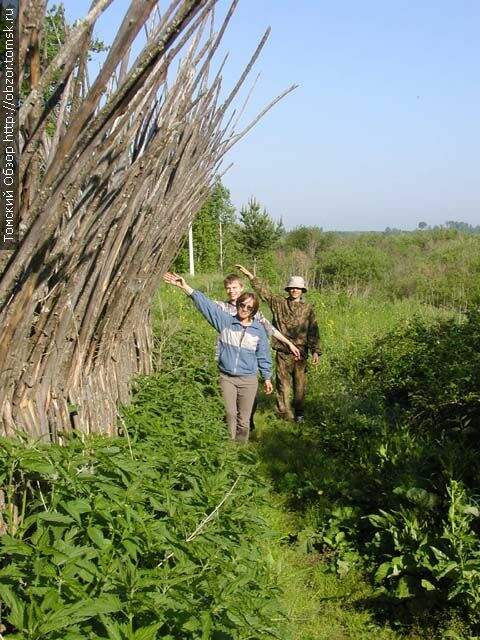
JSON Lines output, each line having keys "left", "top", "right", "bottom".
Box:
{"left": 0, "top": 0, "right": 295, "bottom": 439}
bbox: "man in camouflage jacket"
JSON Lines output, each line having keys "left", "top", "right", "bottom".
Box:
{"left": 236, "top": 265, "right": 320, "bottom": 422}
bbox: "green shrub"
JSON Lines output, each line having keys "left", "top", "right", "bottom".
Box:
{"left": 358, "top": 309, "right": 480, "bottom": 437}
{"left": 316, "top": 244, "right": 392, "bottom": 287}
{"left": 368, "top": 480, "right": 480, "bottom": 623}
{"left": 0, "top": 295, "right": 284, "bottom": 639}
{"left": 258, "top": 294, "right": 480, "bottom": 632}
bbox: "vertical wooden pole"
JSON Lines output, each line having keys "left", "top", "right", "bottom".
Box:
{"left": 219, "top": 221, "right": 223, "bottom": 274}
{"left": 188, "top": 224, "right": 195, "bottom": 276}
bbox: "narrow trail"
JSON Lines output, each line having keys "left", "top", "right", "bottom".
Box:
{"left": 251, "top": 410, "right": 413, "bottom": 640}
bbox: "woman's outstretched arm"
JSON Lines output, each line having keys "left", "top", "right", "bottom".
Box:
{"left": 163, "top": 272, "right": 231, "bottom": 333}
{"left": 163, "top": 272, "right": 194, "bottom": 295}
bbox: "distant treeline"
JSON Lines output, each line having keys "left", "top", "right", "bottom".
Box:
{"left": 174, "top": 183, "right": 479, "bottom": 310}
{"left": 387, "top": 220, "right": 480, "bottom": 234}
{"left": 277, "top": 225, "right": 480, "bottom": 310}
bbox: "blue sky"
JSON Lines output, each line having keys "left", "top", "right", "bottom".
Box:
{"left": 61, "top": 1, "right": 480, "bottom": 231}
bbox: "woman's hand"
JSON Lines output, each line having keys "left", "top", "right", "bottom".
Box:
{"left": 163, "top": 272, "right": 193, "bottom": 295}
{"left": 163, "top": 272, "right": 186, "bottom": 288}
{"left": 235, "top": 264, "right": 254, "bottom": 280}
{"left": 311, "top": 352, "right": 320, "bottom": 366}
{"left": 264, "top": 379, "right": 273, "bottom": 395}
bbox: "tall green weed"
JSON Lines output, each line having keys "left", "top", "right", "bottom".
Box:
{"left": 256, "top": 291, "right": 480, "bottom": 634}
{"left": 0, "top": 293, "right": 284, "bottom": 639}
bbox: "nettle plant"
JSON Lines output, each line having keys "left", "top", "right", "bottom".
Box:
{"left": 368, "top": 481, "right": 480, "bottom": 620}
{"left": 0, "top": 367, "right": 284, "bottom": 639}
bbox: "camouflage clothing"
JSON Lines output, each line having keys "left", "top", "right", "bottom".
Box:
{"left": 275, "top": 352, "right": 307, "bottom": 421}
{"left": 251, "top": 277, "right": 320, "bottom": 358}
{"left": 251, "top": 276, "right": 320, "bottom": 418}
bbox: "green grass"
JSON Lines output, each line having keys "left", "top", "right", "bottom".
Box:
{"left": 261, "top": 498, "right": 402, "bottom": 640}
{"left": 313, "top": 289, "right": 454, "bottom": 364}
{"left": 151, "top": 278, "right": 473, "bottom": 639}
{"left": 252, "top": 410, "right": 402, "bottom": 640}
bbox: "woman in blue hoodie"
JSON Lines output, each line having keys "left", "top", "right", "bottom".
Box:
{"left": 163, "top": 272, "right": 273, "bottom": 442}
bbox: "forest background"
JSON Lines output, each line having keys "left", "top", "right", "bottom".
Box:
{"left": 175, "top": 180, "right": 480, "bottom": 311}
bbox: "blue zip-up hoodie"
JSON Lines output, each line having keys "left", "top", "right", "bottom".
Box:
{"left": 191, "top": 290, "right": 272, "bottom": 380}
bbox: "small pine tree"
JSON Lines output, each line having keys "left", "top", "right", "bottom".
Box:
{"left": 238, "top": 198, "right": 283, "bottom": 273}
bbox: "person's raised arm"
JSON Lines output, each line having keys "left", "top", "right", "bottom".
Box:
{"left": 235, "top": 264, "right": 275, "bottom": 306}
{"left": 235, "top": 264, "right": 254, "bottom": 280}
{"left": 163, "top": 272, "right": 231, "bottom": 333}
{"left": 163, "top": 272, "right": 194, "bottom": 295}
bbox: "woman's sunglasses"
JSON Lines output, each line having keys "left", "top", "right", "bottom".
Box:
{"left": 237, "top": 302, "right": 254, "bottom": 311}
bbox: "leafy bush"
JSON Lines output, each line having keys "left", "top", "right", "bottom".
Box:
{"left": 358, "top": 309, "right": 480, "bottom": 437}
{"left": 354, "top": 311, "right": 480, "bottom": 624}
{"left": 0, "top": 301, "right": 284, "bottom": 639}
{"left": 368, "top": 480, "right": 480, "bottom": 618}
{"left": 258, "top": 297, "right": 480, "bottom": 633}
{"left": 315, "top": 243, "right": 392, "bottom": 287}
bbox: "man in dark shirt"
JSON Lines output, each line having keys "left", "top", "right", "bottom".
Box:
{"left": 236, "top": 265, "right": 320, "bottom": 422}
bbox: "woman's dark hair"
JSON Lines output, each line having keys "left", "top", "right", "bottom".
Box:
{"left": 236, "top": 292, "right": 259, "bottom": 318}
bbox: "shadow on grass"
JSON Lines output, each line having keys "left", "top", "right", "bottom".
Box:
{"left": 254, "top": 401, "right": 480, "bottom": 639}
{"left": 252, "top": 406, "right": 334, "bottom": 511}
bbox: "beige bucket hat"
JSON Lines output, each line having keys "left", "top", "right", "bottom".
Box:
{"left": 285, "top": 276, "right": 307, "bottom": 292}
